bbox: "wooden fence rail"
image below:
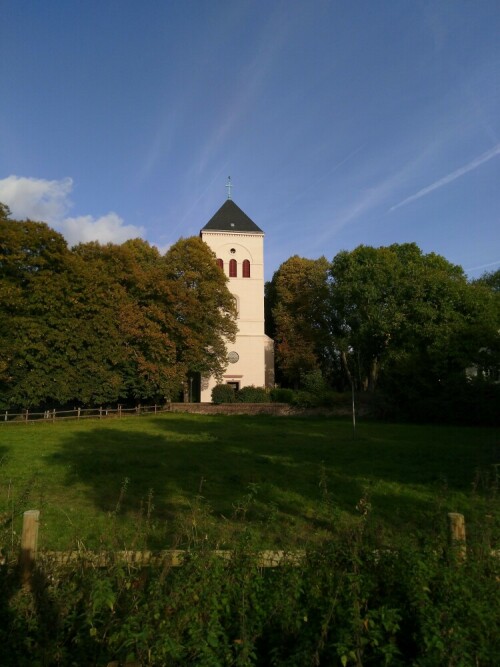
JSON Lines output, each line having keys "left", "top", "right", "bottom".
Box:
{"left": 16, "top": 510, "right": 304, "bottom": 586}
{"left": 14, "top": 510, "right": 479, "bottom": 587}
{"left": 2, "top": 403, "right": 169, "bottom": 425}
{"left": 1, "top": 402, "right": 294, "bottom": 425}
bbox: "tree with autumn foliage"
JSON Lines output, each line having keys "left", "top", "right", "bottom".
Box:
{"left": 0, "top": 206, "right": 236, "bottom": 409}
{"left": 266, "top": 255, "right": 333, "bottom": 388}
{"left": 162, "top": 236, "right": 237, "bottom": 382}
{"left": 72, "top": 239, "right": 180, "bottom": 402}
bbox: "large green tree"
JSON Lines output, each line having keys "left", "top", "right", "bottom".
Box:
{"left": 329, "top": 243, "right": 499, "bottom": 395}
{"left": 70, "top": 236, "right": 237, "bottom": 403}
{"left": 474, "top": 268, "right": 500, "bottom": 293}
{"left": 267, "top": 255, "right": 332, "bottom": 387}
{"left": 268, "top": 243, "right": 499, "bottom": 413}
{"left": 73, "top": 239, "right": 180, "bottom": 402}
{"left": 163, "top": 236, "right": 237, "bottom": 382}
{"left": 466, "top": 268, "right": 500, "bottom": 382}
{"left": 0, "top": 219, "right": 132, "bottom": 407}
{"left": 0, "top": 208, "right": 236, "bottom": 409}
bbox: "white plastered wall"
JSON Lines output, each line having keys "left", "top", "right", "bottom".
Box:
{"left": 200, "top": 230, "right": 274, "bottom": 401}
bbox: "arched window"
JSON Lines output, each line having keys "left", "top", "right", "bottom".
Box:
{"left": 242, "top": 259, "right": 250, "bottom": 278}
{"left": 216, "top": 258, "right": 224, "bottom": 271}
{"left": 229, "top": 258, "right": 237, "bottom": 277}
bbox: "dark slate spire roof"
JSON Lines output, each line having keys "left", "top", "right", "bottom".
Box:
{"left": 202, "top": 200, "right": 263, "bottom": 233}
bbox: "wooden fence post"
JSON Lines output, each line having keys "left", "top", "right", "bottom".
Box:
{"left": 77, "top": 407, "right": 81, "bottom": 420}
{"left": 20, "top": 510, "right": 40, "bottom": 586}
{"left": 448, "top": 512, "right": 466, "bottom": 560}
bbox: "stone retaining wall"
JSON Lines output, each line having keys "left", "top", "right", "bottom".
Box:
{"left": 168, "top": 402, "right": 294, "bottom": 415}
{"left": 168, "top": 402, "right": 369, "bottom": 417}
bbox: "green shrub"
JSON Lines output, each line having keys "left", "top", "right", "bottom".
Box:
{"left": 293, "top": 370, "right": 338, "bottom": 407}
{"left": 211, "top": 384, "right": 236, "bottom": 404}
{"left": 291, "top": 389, "right": 337, "bottom": 408}
{"left": 236, "top": 386, "right": 270, "bottom": 403}
{"left": 1, "top": 512, "right": 498, "bottom": 666}
{"left": 270, "top": 387, "right": 295, "bottom": 403}
{"left": 291, "top": 389, "right": 317, "bottom": 407}
{"left": 301, "top": 369, "right": 328, "bottom": 395}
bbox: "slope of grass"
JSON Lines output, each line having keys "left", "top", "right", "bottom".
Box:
{"left": 0, "top": 414, "right": 498, "bottom": 549}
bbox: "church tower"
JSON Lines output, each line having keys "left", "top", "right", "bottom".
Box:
{"left": 200, "top": 189, "right": 274, "bottom": 401}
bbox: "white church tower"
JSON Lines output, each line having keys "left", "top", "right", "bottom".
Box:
{"left": 199, "top": 182, "right": 274, "bottom": 401}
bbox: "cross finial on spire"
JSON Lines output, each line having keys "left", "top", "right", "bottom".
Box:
{"left": 226, "top": 176, "right": 232, "bottom": 200}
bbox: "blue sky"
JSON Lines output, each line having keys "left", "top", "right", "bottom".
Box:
{"left": 1, "top": 0, "right": 499, "bottom": 280}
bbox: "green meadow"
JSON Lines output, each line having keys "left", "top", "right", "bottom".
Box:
{"left": 0, "top": 413, "right": 498, "bottom": 550}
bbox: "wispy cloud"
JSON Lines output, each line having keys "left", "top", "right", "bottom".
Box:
{"left": 390, "top": 142, "right": 500, "bottom": 212}
{"left": 465, "top": 259, "right": 500, "bottom": 272}
{"left": 308, "top": 153, "right": 423, "bottom": 250}
{"left": 308, "top": 179, "right": 397, "bottom": 252}
{"left": 192, "top": 6, "right": 299, "bottom": 177}
{"left": 279, "top": 146, "right": 364, "bottom": 216}
{"left": 138, "top": 111, "right": 178, "bottom": 183}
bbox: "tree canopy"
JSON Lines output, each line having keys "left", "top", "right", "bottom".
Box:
{"left": 0, "top": 209, "right": 236, "bottom": 409}
{"left": 2, "top": 198, "right": 498, "bottom": 424}
{"left": 268, "top": 243, "right": 499, "bottom": 422}
{"left": 266, "top": 255, "right": 333, "bottom": 387}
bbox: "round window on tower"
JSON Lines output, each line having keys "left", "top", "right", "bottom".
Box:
{"left": 228, "top": 351, "right": 239, "bottom": 364}
{"left": 230, "top": 248, "right": 236, "bottom": 254}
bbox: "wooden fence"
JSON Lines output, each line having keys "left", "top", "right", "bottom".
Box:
{"left": 15, "top": 510, "right": 471, "bottom": 588}
{"left": 1, "top": 402, "right": 296, "bottom": 424}
{"left": 16, "top": 510, "right": 304, "bottom": 588}
{"left": 1, "top": 403, "right": 170, "bottom": 425}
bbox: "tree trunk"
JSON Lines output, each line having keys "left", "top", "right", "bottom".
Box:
{"left": 368, "top": 357, "right": 379, "bottom": 392}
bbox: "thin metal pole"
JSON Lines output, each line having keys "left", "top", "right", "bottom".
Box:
{"left": 351, "top": 382, "right": 356, "bottom": 440}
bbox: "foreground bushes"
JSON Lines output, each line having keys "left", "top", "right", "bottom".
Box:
{"left": 1, "top": 520, "right": 498, "bottom": 666}
{"left": 212, "top": 384, "right": 271, "bottom": 404}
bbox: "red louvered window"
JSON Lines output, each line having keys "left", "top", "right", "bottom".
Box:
{"left": 216, "top": 258, "right": 224, "bottom": 271}
{"left": 229, "top": 259, "right": 237, "bottom": 277}
{"left": 242, "top": 259, "right": 250, "bottom": 278}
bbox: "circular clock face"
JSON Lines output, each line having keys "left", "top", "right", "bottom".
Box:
{"left": 228, "top": 351, "right": 239, "bottom": 363}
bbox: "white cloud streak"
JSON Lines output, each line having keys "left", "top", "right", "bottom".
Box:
{"left": 390, "top": 142, "right": 500, "bottom": 212}
{"left": 310, "top": 161, "right": 416, "bottom": 249}
{"left": 60, "top": 214, "right": 144, "bottom": 247}
{"left": 0, "top": 175, "right": 144, "bottom": 246}
{"left": 465, "top": 259, "right": 500, "bottom": 272}
{"left": 0, "top": 175, "right": 73, "bottom": 221}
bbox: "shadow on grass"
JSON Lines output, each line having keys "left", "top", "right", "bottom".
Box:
{"left": 42, "top": 414, "right": 500, "bottom": 547}
{"left": 47, "top": 420, "right": 366, "bottom": 538}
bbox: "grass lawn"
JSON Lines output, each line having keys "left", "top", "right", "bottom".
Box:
{"left": 0, "top": 413, "right": 498, "bottom": 550}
